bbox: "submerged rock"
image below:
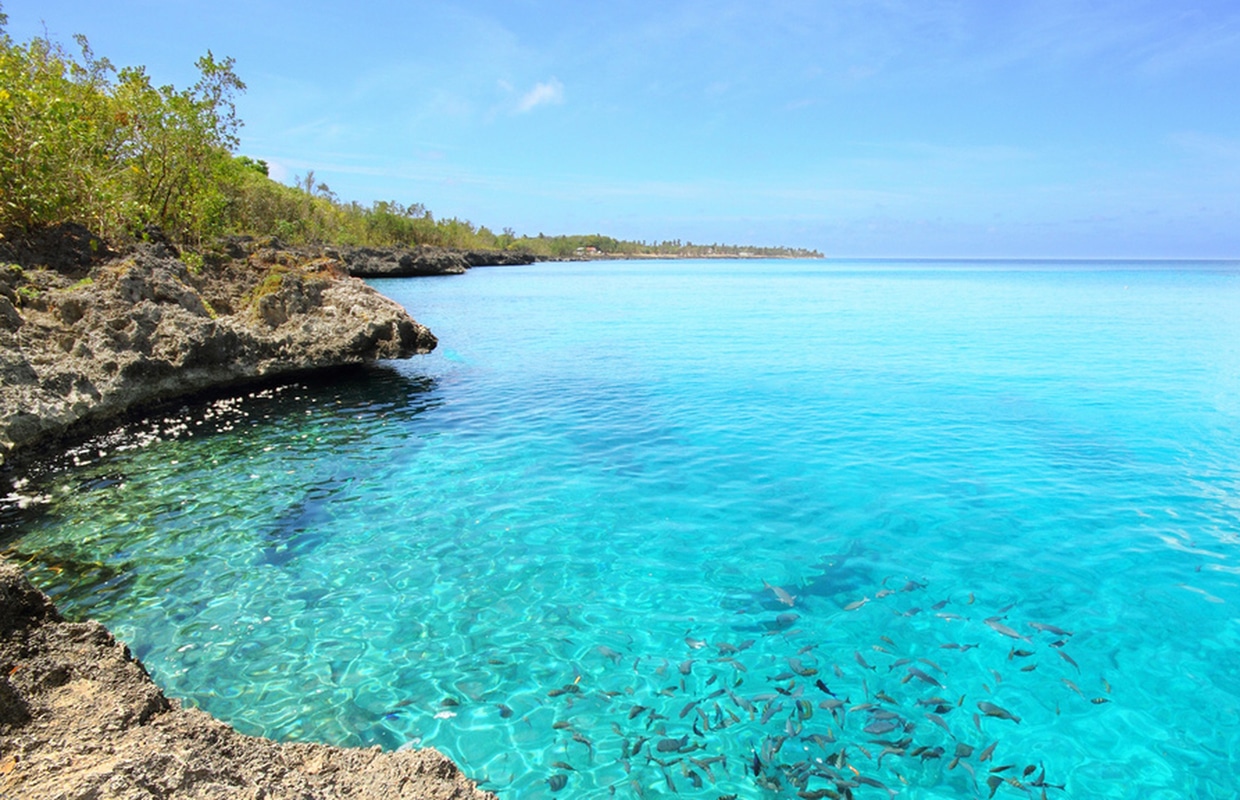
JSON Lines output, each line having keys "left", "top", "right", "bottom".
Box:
{"left": 0, "top": 561, "right": 495, "bottom": 799}
{"left": 0, "top": 239, "right": 436, "bottom": 470}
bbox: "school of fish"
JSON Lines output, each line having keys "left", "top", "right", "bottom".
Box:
{"left": 403, "top": 571, "right": 1111, "bottom": 798}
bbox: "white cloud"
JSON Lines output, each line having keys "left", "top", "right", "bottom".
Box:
{"left": 516, "top": 78, "right": 565, "bottom": 113}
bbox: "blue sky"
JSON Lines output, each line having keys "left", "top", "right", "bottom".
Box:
{"left": 6, "top": 1, "right": 1240, "bottom": 257}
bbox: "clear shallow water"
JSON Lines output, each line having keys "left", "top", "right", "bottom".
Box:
{"left": 4, "top": 258, "right": 1240, "bottom": 799}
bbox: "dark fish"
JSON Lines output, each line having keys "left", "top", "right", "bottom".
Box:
{"left": 985, "top": 617, "right": 1029, "bottom": 641}
{"left": 906, "top": 666, "right": 942, "bottom": 687}
{"left": 925, "top": 712, "right": 952, "bottom": 735}
{"left": 657, "top": 735, "right": 689, "bottom": 753}
{"left": 863, "top": 719, "right": 898, "bottom": 735}
{"left": 738, "top": 639, "right": 756, "bottom": 651}
{"left": 678, "top": 659, "right": 693, "bottom": 675}
{"left": 1020, "top": 664, "right": 1038, "bottom": 672}
{"left": 854, "top": 651, "right": 876, "bottom": 671}
{"left": 901, "top": 579, "right": 926, "bottom": 592}
{"left": 1023, "top": 764, "right": 1037, "bottom": 777}
{"left": 497, "top": 703, "right": 513, "bottom": 718}
{"left": 1008, "top": 648, "right": 1035, "bottom": 659}
{"left": 729, "top": 690, "right": 755, "bottom": 714}
{"left": 552, "top": 721, "right": 572, "bottom": 730}
{"left": 931, "top": 599, "right": 950, "bottom": 610}
{"left": 550, "top": 761, "right": 575, "bottom": 771}
{"left": 903, "top": 606, "right": 923, "bottom": 616}
{"left": 548, "top": 773, "right": 568, "bottom": 791}
{"left": 572, "top": 732, "right": 594, "bottom": 759}
{"left": 1091, "top": 697, "right": 1111, "bottom": 705}
{"left": 763, "top": 580, "right": 797, "bottom": 607}
{"left": 955, "top": 743, "right": 975, "bottom": 758}
{"left": 679, "top": 699, "right": 702, "bottom": 718}
{"left": 788, "top": 657, "right": 817, "bottom": 677}
{"left": 1029, "top": 622, "right": 1073, "bottom": 637}
{"left": 815, "top": 679, "right": 838, "bottom": 697}
{"left": 878, "top": 746, "right": 905, "bottom": 767}
{"left": 977, "top": 701, "right": 1021, "bottom": 724}
{"left": 628, "top": 705, "right": 648, "bottom": 720}
{"left": 1057, "top": 650, "right": 1080, "bottom": 671}
{"left": 855, "top": 775, "right": 895, "bottom": 795}
{"left": 978, "top": 741, "right": 997, "bottom": 762}
{"left": 986, "top": 775, "right": 1003, "bottom": 798}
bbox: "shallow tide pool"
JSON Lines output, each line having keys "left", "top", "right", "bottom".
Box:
{"left": 3, "top": 259, "right": 1240, "bottom": 798}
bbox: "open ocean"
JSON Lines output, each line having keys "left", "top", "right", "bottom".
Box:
{"left": 4, "top": 258, "right": 1239, "bottom": 799}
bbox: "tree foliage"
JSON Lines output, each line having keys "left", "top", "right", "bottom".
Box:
{"left": 0, "top": 8, "right": 820, "bottom": 259}
{"left": 0, "top": 9, "right": 244, "bottom": 244}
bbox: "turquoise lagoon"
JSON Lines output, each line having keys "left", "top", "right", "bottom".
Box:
{"left": 3, "top": 259, "right": 1240, "bottom": 798}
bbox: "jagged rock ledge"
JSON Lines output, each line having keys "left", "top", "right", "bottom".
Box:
{"left": 337, "top": 245, "right": 534, "bottom": 278}
{"left": 0, "top": 228, "right": 495, "bottom": 798}
{"left": 0, "top": 561, "right": 495, "bottom": 799}
{"left": 0, "top": 231, "right": 438, "bottom": 472}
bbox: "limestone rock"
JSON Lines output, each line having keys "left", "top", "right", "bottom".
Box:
{"left": 461, "top": 250, "right": 535, "bottom": 267}
{"left": 341, "top": 246, "right": 469, "bottom": 277}
{"left": 0, "top": 243, "right": 436, "bottom": 469}
{"left": 0, "top": 561, "right": 495, "bottom": 800}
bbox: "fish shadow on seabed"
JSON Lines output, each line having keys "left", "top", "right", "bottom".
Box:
{"left": 725, "top": 540, "right": 878, "bottom": 630}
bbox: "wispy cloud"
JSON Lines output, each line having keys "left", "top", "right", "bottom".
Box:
{"left": 516, "top": 78, "right": 565, "bottom": 113}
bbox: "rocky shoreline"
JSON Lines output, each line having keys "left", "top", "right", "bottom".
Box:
{"left": 0, "top": 229, "right": 497, "bottom": 798}
{"left": 0, "top": 562, "right": 494, "bottom": 799}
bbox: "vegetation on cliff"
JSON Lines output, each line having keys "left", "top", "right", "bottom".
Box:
{"left": 0, "top": 7, "right": 819, "bottom": 259}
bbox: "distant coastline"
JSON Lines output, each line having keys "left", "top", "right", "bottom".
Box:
{"left": 533, "top": 249, "right": 824, "bottom": 262}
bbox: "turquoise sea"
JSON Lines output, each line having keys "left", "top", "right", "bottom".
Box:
{"left": 3, "top": 259, "right": 1240, "bottom": 798}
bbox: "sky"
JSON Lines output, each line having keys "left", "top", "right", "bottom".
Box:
{"left": 5, "top": 1, "right": 1240, "bottom": 257}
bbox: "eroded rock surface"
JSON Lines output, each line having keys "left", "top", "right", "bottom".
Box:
{"left": 339, "top": 246, "right": 470, "bottom": 277}
{"left": 0, "top": 561, "right": 495, "bottom": 800}
{"left": 0, "top": 239, "right": 436, "bottom": 470}
{"left": 336, "top": 245, "right": 536, "bottom": 277}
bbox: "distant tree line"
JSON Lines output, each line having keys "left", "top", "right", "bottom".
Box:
{"left": 0, "top": 8, "right": 819, "bottom": 259}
